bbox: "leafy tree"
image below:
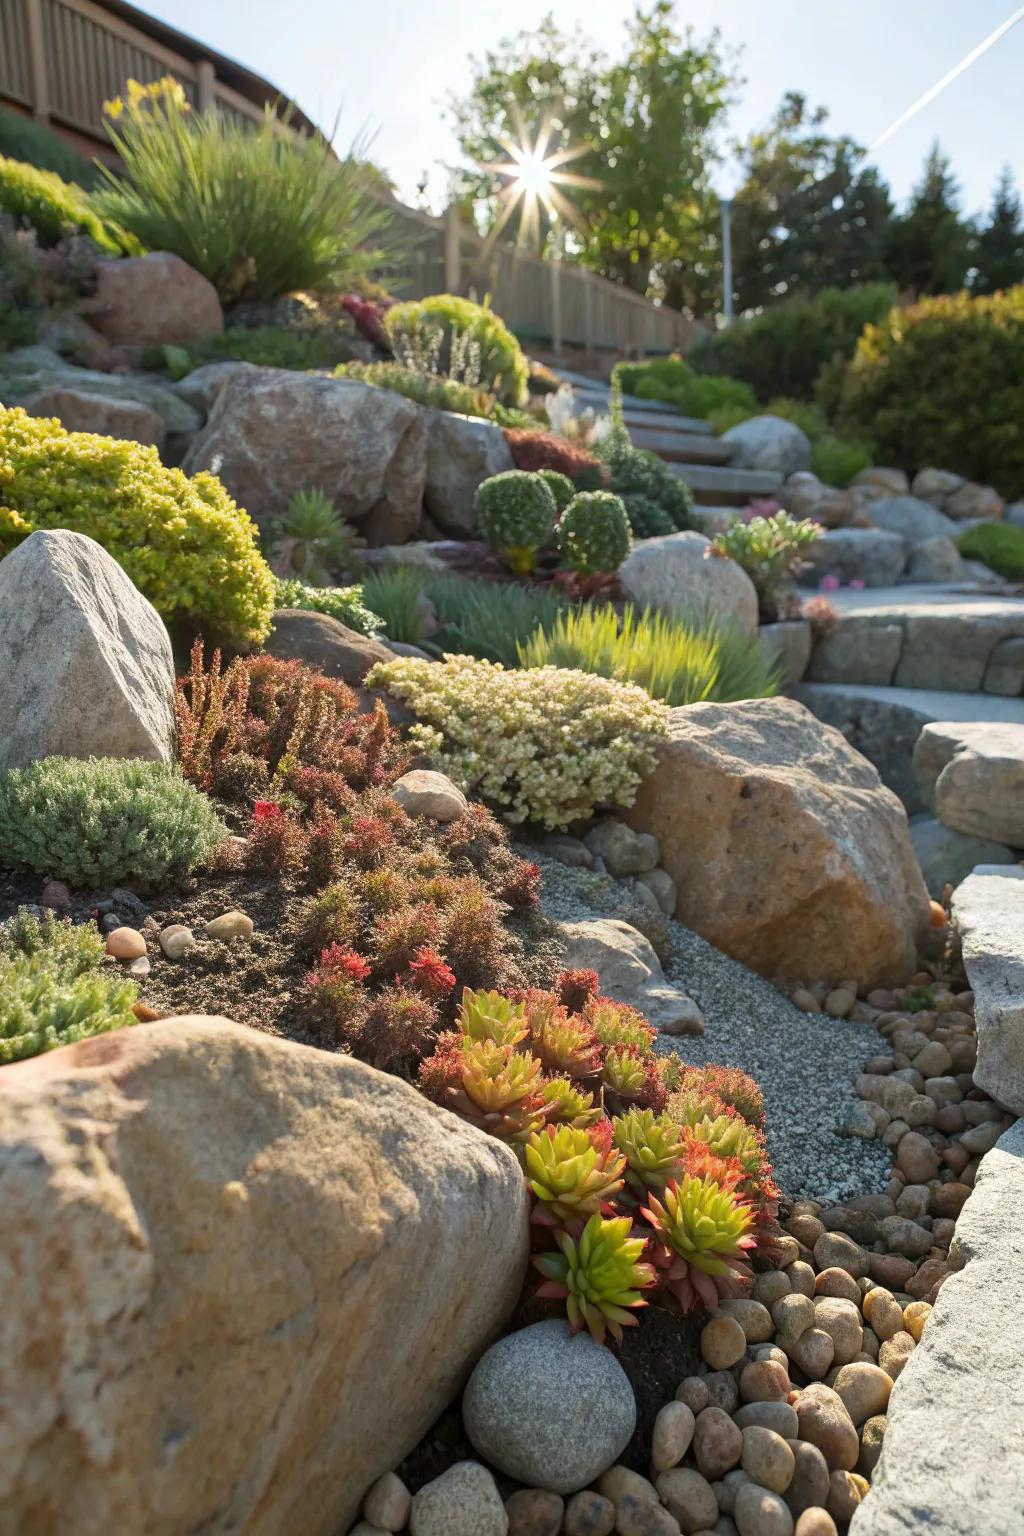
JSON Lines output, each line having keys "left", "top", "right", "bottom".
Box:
{"left": 727, "top": 93, "right": 893, "bottom": 314}
{"left": 447, "top": 5, "right": 734, "bottom": 310}
{"left": 884, "top": 142, "right": 974, "bottom": 297}
{"left": 973, "top": 165, "right": 1024, "bottom": 295}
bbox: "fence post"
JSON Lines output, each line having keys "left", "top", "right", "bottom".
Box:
{"left": 444, "top": 203, "right": 462, "bottom": 294}
{"left": 582, "top": 269, "right": 595, "bottom": 355}
{"left": 196, "top": 59, "right": 216, "bottom": 113}
{"left": 25, "top": 0, "right": 50, "bottom": 123}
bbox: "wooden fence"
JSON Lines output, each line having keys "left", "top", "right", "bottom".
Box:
{"left": 0, "top": 0, "right": 694, "bottom": 355}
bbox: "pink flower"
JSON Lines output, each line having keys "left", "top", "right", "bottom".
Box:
{"left": 849, "top": 578, "right": 867, "bottom": 590}
{"left": 252, "top": 800, "right": 282, "bottom": 821}
{"left": 820, "top": 574, "right": 840, "bottom": 592}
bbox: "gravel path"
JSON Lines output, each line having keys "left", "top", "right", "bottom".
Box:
{"left": 532, "top": 853, "right": 893, "bottom": 1204}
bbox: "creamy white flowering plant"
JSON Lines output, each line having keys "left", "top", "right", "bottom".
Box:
{"left": 366, "top": 654, "right": 669, "bottom": 831}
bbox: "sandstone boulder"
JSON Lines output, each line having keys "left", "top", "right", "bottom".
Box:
{"left": 424, "top": 410, "right": 512, "bottom": 535}
{"left": 265, "top": 609, "right": 393, "bottom": 685}
{"left": 619, "top": 531, "right": 759, "bottom": 636}
{"left": 944, "top": 482, "right": 1005, "bottom": 522}
{"left": 951, "top": 867, "right": 1024, "bottom": 1114}
{"left": 86, "top": 252, "right": 223, "bottom": 346}
{"left": 913, "top": 721, "right": 1024, "bottom": 846}
{"left": 910, "top": 468, "right": 965, "bottom": 505}
{"left": 0, "top": 529, "right": 175, "bottom": 769}
{"left": 624, "top": 698, "right": 931, "bottom": 987}
{"left": 721, "top": 415, "right": 812, "bottom": 476}
{"left": 24, "top": 387, "right": 164, "bottom": 448}
{"left": 182, "top": 370, "right": 427, "bottom": 543}
{"left": 0, "top": 1017, "right": 528, "bottom": 1535}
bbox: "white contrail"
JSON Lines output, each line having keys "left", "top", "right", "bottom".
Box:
{"left": 870, "top": 5, "right": 1024, "bottom": 151}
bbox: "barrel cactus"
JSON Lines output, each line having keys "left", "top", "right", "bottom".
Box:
{"left": 556, "top": 490, "right": 632, "bottom": 576}
{"left": 474, "top": 470, "right": 557, "bottom": 574}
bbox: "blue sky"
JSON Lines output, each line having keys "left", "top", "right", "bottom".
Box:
{"left": 139, "top": 0, "right": 1022, "bottom": 218}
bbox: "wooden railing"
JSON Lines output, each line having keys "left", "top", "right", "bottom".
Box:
{"left": 0, "top": 0, "right": 693, "bottom": 356}
{"left": 386, "top": 200, "right": 693, "bottom": 357}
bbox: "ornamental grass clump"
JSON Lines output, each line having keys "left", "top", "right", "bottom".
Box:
{"left": 556, "top": 490, "right": 632, "bottom": 576}
{"left": 0, "top": 909, "right": 138, "bottom": 1063}
{"left": 518, "top": 603, "right": 778, "bottom": 707}
{"left": 0, "top": 757, "right": 225, "bottom": 890}
{"left": 366, "top": 654, "right": 668, "bottom": 831}
{"left": 474, "top": 470, "right": 558, "bottom": 575}
{"left": 0, "top": 406, "right": 275, "bottom": 644}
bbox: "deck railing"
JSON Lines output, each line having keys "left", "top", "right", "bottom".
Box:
{"left": 0, "top": 0, "right": 694, "bottom": 355}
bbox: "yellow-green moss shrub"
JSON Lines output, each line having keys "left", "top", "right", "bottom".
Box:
{"left": 384, "top": 294, "right": 530, "bottom": 408}
{"left": 0, "top": 405, "right": 275, "bottom": 642}
{"left": 0, "top": 154, "right": 129, "bottom": 252}
{"left": 367, "top": 653, "right": 669, "bottom": 830}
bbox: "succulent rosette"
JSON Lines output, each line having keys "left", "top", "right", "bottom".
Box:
{"left": 641, "top": 1174, "right": 756, "bottom": 1313}
{"left": 534, "top": 1212, "right": 656, "bottom": 1344}
{"left": 524, "top": 1122, "right": 626, "bottom": 1226}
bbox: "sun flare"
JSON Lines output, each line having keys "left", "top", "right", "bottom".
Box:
{"left": 476, "top": 104, "right": 601, "bottom": 251}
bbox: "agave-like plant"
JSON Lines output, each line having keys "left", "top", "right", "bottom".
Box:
{"left": 528, "top": 1000, "right": 602, "bottom": 1080}
{"left": 682, "top": 1110, "right": 778, "bottom": 1210}
{"left": 525, "top": 1123, "right": 626, "bottom": 1226}
{"left": 420, "top": 1034, "right": 552, "bottom": 1142}
{"left": 542, "top": 1075, "right": 602, "bottom": 1128}
{"left": 534, "top": 1212, "right": 656, "bottom": 1344}
{"left": 586, "top": 997, "right": 656, "bottom": 1054}
{"left": 612, "top": 1107, "right": 687, "bottom": 1199}
{"left": 457, "top": 987, "right": 529, "bottom": 1048}
{"left": 641, "top": 1175, "right": 756, "bottom": 1313}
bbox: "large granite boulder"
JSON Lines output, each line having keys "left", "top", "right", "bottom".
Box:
{"left": 624, "top": 698, "right": 931, "bottom": 987}
{"left": 0, "top": 345, "right": 200, "bottom": 448}
{"left": 24, "top": 386, "right": 164, "bottom": 448}
{"left": 798, "top": 529, "right": 906, "bottom": 589}
{"left": 0, "top": 1017, "right": 528, "bottom": 1536}
{"left": 618, "top": 531, "right": 759, "bottom": 636}
{"left": 909, "top": 816, "right": 1015, "bottom": 897}
{"left": 182, "top": 369, "right": 427, "bottom": 543}
{"left": 0, "top": 529, "right": 175, "bottom": 769}
{"left": 721, "top": 415, "right": 812, "bottom": 476}
{"left": 424, "top": 410, "right": 512, "bottom": 535}
{"left": 86, "top": 252, "right": 223, "bottom": 346}
{"left": 867, "top": 497, "right": 959, "bottom": 547}
{"left": 849, "top": 1120, "right": 1024, "bottom": 1536}
{"left": 951, "top": 868, "right": 1024, "bottom": 1114}
{"left": 914, "top": 721, "right": 1024, "bottom": 846}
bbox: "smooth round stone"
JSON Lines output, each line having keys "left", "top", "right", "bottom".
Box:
{"left": 789, "top": 1327, "right": 835, "bottom": 1380}
{"left": 812, "top": 1233, "right": 869, "bottom": 1278}
{"left": 655, "top": 1468, "right": 718, "bottom": 1533}
{"left": 826, "top": 1469, "right": 867, "bottom": 1523}
{"left": 772, "top": 1293, "right": 815, "bottom": 1350}
{"left": 616, "top": 1493, "right": 683, "bottom": 1536}
{"left": 739, "top": 1359, "right": 790, "bottom": 1403}
{"left": 652, "top": 1400, "right": 696, "bottom": 1473}
{"left": 463, "top": 1321, "right": 635, "bottom": 1493}
{"left": 786, "top": 1260, "right": 816, "bottom": 1297}
{"left": 564, "top": 1489, "right": 615, "bottom": 1536}
{"left": 794, "top": 1512, "right": 838, "bottom": 1536}
{"left": 392, "top": 768, "right": 468, "bottom": 821}
{"left": 832, "top": 1363, "right": 892, "bottom": 1426}
{"left": 676, "top": 1377, "right": 710, "bottom": 1414}
{"left": 717, "top": 1298, "right": 774, "bottom": 1343}
{"left": 734, "top": 1482, "right": 794, "bottom": 1536}
{"left": 793, "top": 1385, "right": 859, "bottom": 1471}
{"left": 754, "top": 1270, "right": 792, "bottom": 1307}
{"left": 734, "top": 1402, "right": 799, "bottom": 1439}
{"left": 788, "top": 1214, "right": 825, "bottom": 1248}
{"left": 105, "top": 925, "right": 146, "bottom": 961}
{"left": 741, "top": 1426, "right": 795, "bottom": 1494}
{"left": 158, "top": 923, "right": 195, "bottom": 960}
{"left": 878, "top": 1331, "right": 915, "bottom": 1379}
{"left": 506, "top": 1487, "right": 564, "bottom": 1536}
{"left": 859, "top": 1415, "right": 887, "bottom": 1476}
{"left": 703, "top": 1371, "right": 739, "bottom": 1413}
{"left": 364, "top": 1470, "right": 411, "bottom": 1531}
{"left": 903, "top": 1301, "right": 933, "bottom": 1341}
{"left": 813, "top": 1298, "right": 863, "bottom": 1366}
{"left": 784, "top": 1439, "right": 830, "bottom": 1517}
{"left": 701, "top": 1313, "right": 747, "bottom": 1370}
{"left": 895, "top": 1132, "right": 940, "bottom": 1182}
{"left": 813, "top": 1268, "right": 861, "bottom": 1303}
{"left": 409, "top": 1461, "right": 505, "bottom": 1536}
{"left": 598, "top": 1466, "right": 658, "bottom": 1505}
{"left": 714, "top": 1469, "right": 750, "bottom": 1516}
{"left": 862, "top": 1287, "right": 904, "bottom": 1342}
{"left": 693, "top": 1406, "right": 742, "bottom": 1480}
{"left": 204, "top": 908, "right": 254, "bottom": 941}
{"left": 825, "top": 987, "right": 856, "bottom": 1019}
{"left": 128, "top": 954, "right": 150, "bottom": 978}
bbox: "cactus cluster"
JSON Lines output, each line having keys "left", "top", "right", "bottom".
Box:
{"left": 556, "top": 490, "right": 632, "bottom": 577}
{"left": 474, "top": 470, "right": 557, "bottom": 574}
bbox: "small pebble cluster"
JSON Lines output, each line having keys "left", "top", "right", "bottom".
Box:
{"left": 104, "top": 906, "right": 255, "bottom": 969}
{"left": 540, "top": 819, "right": 678, "bottom": 918}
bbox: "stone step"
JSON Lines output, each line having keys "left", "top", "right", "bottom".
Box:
{"left": 806, "top": 587, "right": 1024, "bottom": 694}
{"left": 627, "top": 426, "right": 733, "bottom": 465}
{"left": 666, "top": 462, "right": 783, "bottom": 505}
{"left": 620, "top": 408, "right": 711, "bottom": 435}
{"left": 791, "top": 681, "right": 1024, "bottom": 812}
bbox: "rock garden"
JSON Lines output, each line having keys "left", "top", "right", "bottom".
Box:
{"left": 1, "top": 74, "right": 1023, "bottom": 1536}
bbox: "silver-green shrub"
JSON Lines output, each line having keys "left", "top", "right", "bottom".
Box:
{"left": 474, "top": 470, "right": 557, "bottom": 574}
{"left": 0, "top": 908, "right": 138, "bottom": 1062}
{"left": 556, "top": 490, "right": 632, "bottom": 576}
{"left": 0, "top": 757, "right": 226, "bottom": 889}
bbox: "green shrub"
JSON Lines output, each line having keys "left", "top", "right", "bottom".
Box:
{"left": 385, "top": 294, "right": 529, "bottom": 407}
{"left": 94, "top": 77, "right": 391, "bottom": 304}
{"left": 272, "top": 577, "right": 382, "bottom": 635}
{"left": 367, "top": 654, "right": 668, "bottom": 829}
{"left": 0, "top": 155, "right": 127, "bottom": 252}
{"left": 537, "top": 469, "right": 575, "bottom": 512}
{"left": 180, "top": 325, "right": 357, "bottom": 373}
{"left": 597, "top": 382, "right": 697, "bottom": 538}
{"left": 957, "top": 521, "right": 1024, "bottom": 579}
{"left": 0, "top": 405, "right": 276, "bottom": 643}
{"left": 690, "top": 284, "right": 898, "bottom": 402}
{"left": 556, "top": 491, "right": 631, "bottom": 576}
{"left": 0, "top": 110, "right": 99, "bottom": 186}
{"left": 810, "top": 433, "right": 873, "bottom": 488}
{"left": 518, "top": 603, "right": 779, "bottom": 706}
{"left": 613, "top": 358, "right": 756, "bottom": 420}
{"left": 710, "top": 510, "right": 821, "bottom": 621}
{"left": 0, "top": 757, "right": 226, "bottom": 889}
{"left": 0, "top": 908, "right": 138, "bottom": 1063}
{"left": 837, "top": 287, "right": 1024, "bottom": 497}
{"left": 475, "top": 470, "right": 557, "bottom": 573}
{"left": 337, "top": 359, "right": 498, "bottom": 418}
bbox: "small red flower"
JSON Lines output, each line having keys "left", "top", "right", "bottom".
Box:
{"left": 308, "top": 944, "right": 372, "bottom": 988}
{"left": 252, "top": 800, "right": 282, "bottom": 821}
{"left": 405, "top": 945, "right": 457, "bottom": 1000}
